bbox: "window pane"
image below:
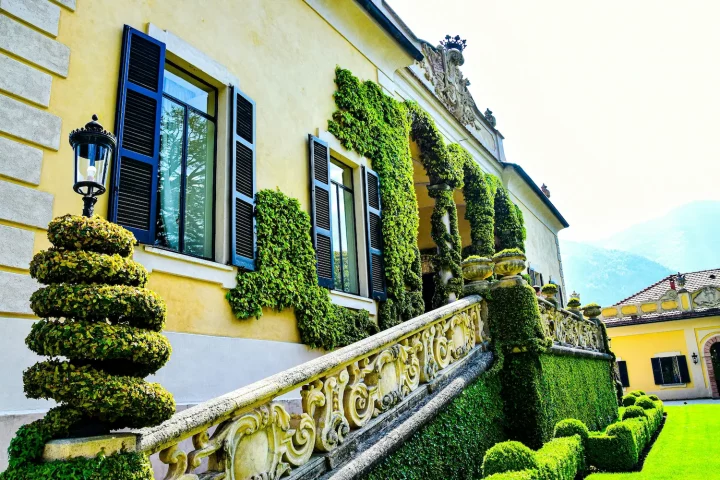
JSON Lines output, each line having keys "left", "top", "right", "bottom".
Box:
{"left": 660, "top": 357, "right": 680, "bottom": 384}
{"left": 330, "top": 158, "right": 353, "bottom": 188}
{"left": 163, "top": 64, "right": 215, "bottom": 116}
{"left": 331, "top": 184, "right": 343, "bottom": 291}
{"left": 341, "top": 188, "right": 359, "bottom": 294}
{"left": 156, "top": 98, "right": 184, "bottom": 251}
{"left": 184, "top": 111, "right": 215, "bottom": 258}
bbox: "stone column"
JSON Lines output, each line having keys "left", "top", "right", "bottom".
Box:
{"left": 427, "top": 183, "right": 459, "bottom": 306}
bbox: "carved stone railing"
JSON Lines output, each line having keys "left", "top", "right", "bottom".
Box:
{"left": 538, "top": 298, "right": 605, "bottom": 352}
{"left": 601, "top": 285, "right": 720, "bottom": 320}
{"left": 135, "top": 296, "right": 486, "bottom": 479}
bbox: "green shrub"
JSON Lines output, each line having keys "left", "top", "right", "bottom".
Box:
{"left": 554, "top": 419, "right": 590, "bottom": 442}
{"left": 493, "top": 247, "right": 526, "bottom": 259}
{"left": 460, "top": 148, "right": 494, "bottom": 258}
{"left": 0, "top": 451, "right": 153, "bottom": 480}
{"left": 366, "top": 373, "right": 505, "bottom": 480}
{"left": 540, "top": 284, "right": 558, "bottom": 296}
{"left": 484, "top": 472, "right": 538, "bottom": 480}
{"left": 482, "top": 437, "right": 584, "bottom": 480}
{"left": 622, "top": 406, "right": 647, "bottom": 421}
{"left": 494, "top": 185, "right": 525, "bottom": 252}
{"left": 630, "top": 390, "right": 645, "bottom": 397}
{"left": 635, "top": 396, "right": 655, "bottom": 409}
{"left": 47, "top": 214, "right": 135, "bottom": 256}
{"left": 483, "top": 441, "right": 539, "bottom": 477}
{"left": 587, "top": 422, "right": 639, "bottom": 472}
{"left": 2, "top": 215, "right": 174, "bottom": 478}
{"left": 649, "top": 394, "right": 660, "bottom": 401}
{"left": 621, "top": 394, "right": 637, "bottom": 406}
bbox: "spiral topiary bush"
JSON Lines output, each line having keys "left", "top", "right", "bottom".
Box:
{"left": 2, "top": 215, "right": 174, "bottom": 478}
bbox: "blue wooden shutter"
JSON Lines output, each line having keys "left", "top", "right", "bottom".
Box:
{"left": 363, "top": 166, "right": 386, "bottom": 300}
{"left": 677, "top": 355, "right": 691, "bottom": 383}
{"left": 309, "top": 135, "right": 334, "bottom": 288}
{"left": 651, "top": 357, "right": 663, "bottom": 385}
{"left": 110, "top": 25, "right": 165, "bottom": 244}
{"left": 618, "top": 361, "right": 630, "bottom": 388}
{"left": 230, "top": 87, "right": 256, "bottom": 270}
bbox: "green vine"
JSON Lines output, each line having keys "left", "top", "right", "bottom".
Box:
{"left": 494, "top": 183, "right": 525, "bottom": 252}
{"left": 329, "top": 67, "right": 424, "bottom": 329}
{"left": 456, "top": 144, "right": 495, "bottom": 258}
{"left": 428, "top": 186, "right": 463, "bottom": 307}
{"left": 226, "top": 189, "right": 375, "bottom": 350}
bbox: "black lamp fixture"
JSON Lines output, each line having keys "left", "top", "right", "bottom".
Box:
{"left": 69, "top": 115, "right": 116, "bottom": 217}
{"left": 692, "top": 352, "right": 699, "bottom": 364}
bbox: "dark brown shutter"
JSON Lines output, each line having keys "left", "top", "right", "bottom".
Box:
{"left": 309, "top": 135, "right": 334, "bottom": 288}
{"left": 110, "top": 26, "right": 166, "bottom": 243}
{"left": 651, "top": 358, "right": 663, "bottom": 385}
{"left": 618, "top": 361, "right": 630, "bottom": 388}
{"left": 363, "top": 166, "right": 386, "bottom": 300}
{"left": 677, "top": 355, "right": 691, "bottom": 383}
{"left": 230, "top": 87, "right": 256, "bottom": 270}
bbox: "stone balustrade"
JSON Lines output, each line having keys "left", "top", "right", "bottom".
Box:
{"left": 599, "top": 286, "right": 720, "bottom": 320}
{"left": 135, "top": 296, "right": 486, "bottom": 479}
{"left": 538, "top": 298, "right": 606, "bottom": 352}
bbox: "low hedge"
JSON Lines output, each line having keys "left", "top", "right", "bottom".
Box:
{"left": 30, "top": 249, "right": 147, "bottom": 286}
{"left": 0, "top": 451, "right": 153, "bottom": 480}
{"left": 365, "top": 372, "right": 506, "bottom": 479}
{"left": 23, "top": 360, "right": 174, "bottom": 429}
{"left": 47, "top": 214, "right": 135, "bottom": 257}
{"left": 482, "top": 436, "right": 584, "bottom": 480}
{"left": 621, "top": 394, "right": 637, "bottom": 406}
{"left": 26, "top": 320, "right": 172, "bottom": 376}
{"left": 30, "top": 284, "right": 166, "bottom": 331}
{"left": 584, "top": 399, "right": 664, "bottom": 472}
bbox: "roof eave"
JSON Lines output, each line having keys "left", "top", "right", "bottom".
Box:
{"left": 502, "top": 162, "right": 570, "bottom": 228}
{"left": 355, "top": 0, "right": 424, "bottom": 61}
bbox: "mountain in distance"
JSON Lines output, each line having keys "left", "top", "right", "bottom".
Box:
{"left": 560, "top": 241, "right": 673, "bottom": 307}
{"left": 591, "top": 200, "right": 720, "bottom": 273}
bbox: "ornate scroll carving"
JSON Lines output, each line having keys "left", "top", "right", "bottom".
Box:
{"left": 147, "top": 299, "right": 486, "bottom": 480}
{"left": 539, "top": 299, "right": 605, "bottom": 352}
{"left": 693, "top": 286, "right": 720, "bottom": 308}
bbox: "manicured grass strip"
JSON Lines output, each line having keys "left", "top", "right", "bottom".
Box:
{"left": 587, "top": 404, "right": 720, "bottom": 480}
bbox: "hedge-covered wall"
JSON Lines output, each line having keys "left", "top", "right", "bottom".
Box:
{"left": 537, "top": 354, "right": 618, "bottom": 441}
{"left": 365, "top": 372, "right": 506, "bottom": 480}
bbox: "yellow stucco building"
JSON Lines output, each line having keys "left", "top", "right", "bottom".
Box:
{"left": 602, "top": 269, "right": 720, "bottom": 400}
{"left": 0, "top": 0, "right": 572, "bottom": 467}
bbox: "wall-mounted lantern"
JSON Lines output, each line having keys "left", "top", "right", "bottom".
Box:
{"left": 692, "top": 352, "right": 699, "bottom": 364}
{"left": 69, "top": 115, "right": 116, "bottom": 217}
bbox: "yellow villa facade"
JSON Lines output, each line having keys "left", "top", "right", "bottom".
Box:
{"left": 602, "top": 269, "right": 720, "bottom": 400}
{"left": 0, "top": 0, "right": 571, "bottom": 466}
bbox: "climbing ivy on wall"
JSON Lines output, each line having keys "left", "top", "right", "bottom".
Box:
{"left": 226, "top": 189, "right": 376, "bottom": 350}
{"left": 329, "top": 67, "right": 424, "bottom": 329}
{"left": 494, "top": 182, "right": 526, "bottom": 253}
{"left": 454, "top": 144, "right": 495, "bottom": 259}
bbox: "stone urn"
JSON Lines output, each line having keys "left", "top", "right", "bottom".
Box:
{"left": 540, "top": 284, "right": 559, "bottom": 301}
{"left": 582, "top": 303, "right": 602, "bottom": 322}
{"left": 492, "top": 250, "right": 527, "bottom": 278}
{"left": 461, "top": 256, "right": 494, "bottom": 296}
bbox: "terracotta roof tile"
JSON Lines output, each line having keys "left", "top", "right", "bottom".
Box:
{"left": 613, "top": 268, "right": 720, "bottom": 305}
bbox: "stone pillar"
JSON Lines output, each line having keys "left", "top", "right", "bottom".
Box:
{"left": 427, "top": 183, "right": 461, "bottom": 307}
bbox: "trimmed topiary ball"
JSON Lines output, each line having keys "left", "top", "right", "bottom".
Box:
{"left": 4, "top": 215, "right": 175, "bottom": 477}
{"left": 649, "top": 394, "right": 660, "bottom": 401}
{"left": 621, "top": 394, "right": 637, "bottom": 406}
{"left": 635, "top": 396, "right": 655, "bottom": 409}
{"left": 630, "top": 390, "right": 645, "bottom": 397}
{"left": 554, "top": 418, "right": 590, "bottom": 442}
{"left": 482, "top": 441, "right": 539, "bottom": 477}
{"left": 622, "top": 406, "right": 648, "bottom": 421}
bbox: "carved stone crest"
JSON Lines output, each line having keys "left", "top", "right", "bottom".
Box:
{"left": 693, "top": 286, "right": 720, "bottom": 308}
{"left": 416, "top": 41, "right": 494, "bottom": 144}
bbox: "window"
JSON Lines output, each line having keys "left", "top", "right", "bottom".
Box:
{"left": 330, "top": 158, "right": 360, "bottom": 295}
{"left": 527, "top": 267, "right": 543, "bottom": 287}
{"left": 651, "top": 355, "right": 690, "bottom": 385}
{"left": 155, "top": 64, "right": 217, "bottom": 259}
{"left": 617, "top": 360, "right": 630, "bottom": 387}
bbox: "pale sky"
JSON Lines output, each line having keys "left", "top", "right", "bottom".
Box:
{"left": 388, "top": 0, "right": 720, "bottom": 241}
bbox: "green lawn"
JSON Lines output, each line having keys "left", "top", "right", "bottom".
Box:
{"left": 588, "top": 404, "right": 720, "bottom": 480}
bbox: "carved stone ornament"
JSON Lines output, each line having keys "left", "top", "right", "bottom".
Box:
{"left": 659, "top": 289, "right": 679, "bottom": 302}
{"left": 693, "top": 286, "right": 720, "bottom": 309}
{"left": 416, "top": 41, "right": 496, "bottom": 151}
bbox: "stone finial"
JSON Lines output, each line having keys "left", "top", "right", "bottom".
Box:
{"left": 676, "top": 272, "right": 687, "bottom": 289}
{"left": 484, "top": 109, "right": 497, "bottom": 128}
{"left": 541, "top": 184, "right": 551, "bottom": 198}
{"left": 440, "top": 35, "right": 467, "bottom": 52}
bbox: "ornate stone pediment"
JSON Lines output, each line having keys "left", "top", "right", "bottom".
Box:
{"left": 415, "top": 39, "right": 497, "bottom": 151}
